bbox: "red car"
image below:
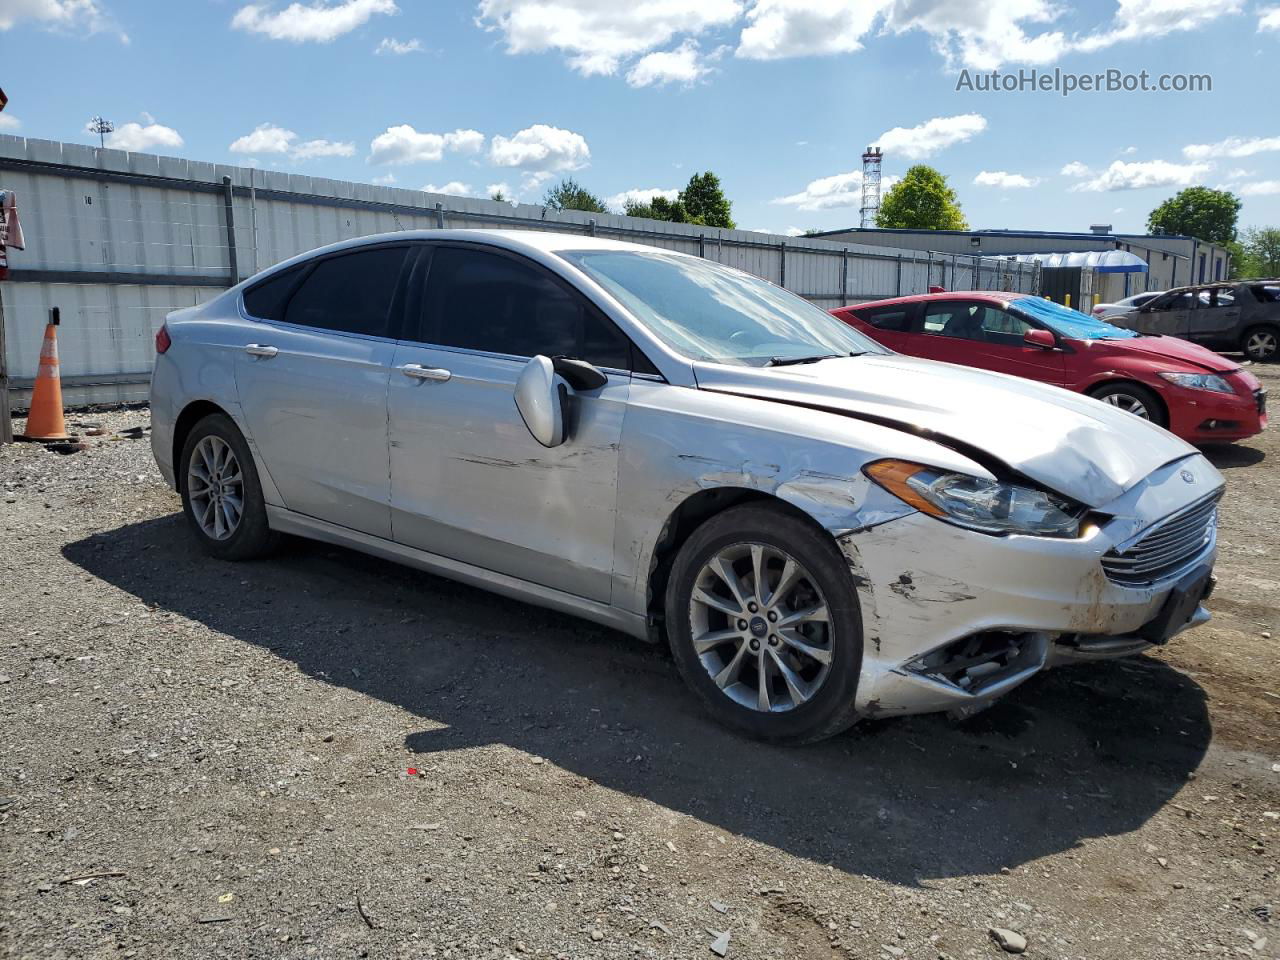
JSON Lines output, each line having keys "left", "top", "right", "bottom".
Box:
{"left": 831, "top": 292, "right": 1266, "bottom": 444}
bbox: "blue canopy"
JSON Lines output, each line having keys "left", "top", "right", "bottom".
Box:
{"left": 1005, "top": 250, "right": 1149, "bottom": 273}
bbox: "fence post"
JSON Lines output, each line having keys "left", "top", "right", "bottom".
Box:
{"left": 221, "top": 176, "right": 239, "bottom": 286}
{"left": 698, "top": 234, "right": 706, "bottom": 258}
{"left": 0, "top": 284, "right": 10, "bottom": 444}
{"left": 435, "top": 202, "right": 445, "bottom": 229}
{"left": 895, "top": 255, "right": 903, "bottom": 296}
{"left": 840, "top": 248, "right": 849, "bottom": 304}
{"left": 779, "top": 240, "right": 786, "bottom": 287}
{"left": 587, "top": 218, "right": 596, "bottom": 237}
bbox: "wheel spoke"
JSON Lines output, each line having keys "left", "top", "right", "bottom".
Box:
{"left": 776, "top": 603, "right": 829, "bottom": 628}
{"left": 749, "top": 544, "right": 766, "bottom": 603}
{"left": 692, "top": 585, "right": 743, "bottom": 618}
{"left": 766, "top": 557, "right": 800, "bottom": 607}
{"left": 693, "top": 627, "right": 743, "bottom": 654}
{"left": 756, "top": 654, "right": 772, "bottom": 711}
{"left": 768, "top": 648, "right": 813, "bottom": 706}
{"left": 708, "top": 557, "right": 749, "bottom": 611}
{"left": 713, "top": 642, "right": 748, "bottom": 689}
{"left": 778, "top": 627, "right": 832, "bottom": 665}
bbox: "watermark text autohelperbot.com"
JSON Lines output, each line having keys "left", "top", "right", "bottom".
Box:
{"left": 956, "top": 68, "right": 1212, "bottom": 97}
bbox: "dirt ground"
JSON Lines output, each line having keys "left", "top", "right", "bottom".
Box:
{"left": 2, "top": 366, "right": 1277, "bottom": 960}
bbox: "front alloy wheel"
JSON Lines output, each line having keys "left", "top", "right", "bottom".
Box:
{"left": 1098, "top": 390, "right": 1151, "bottom": 419}
{"left": 666, "top": 503, "right": 864, "bottom": 744}
{"left": 690, "top": 543, "right": 833, "bottom": 713}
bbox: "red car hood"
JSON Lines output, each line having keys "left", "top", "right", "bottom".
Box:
{"left": 1085, "top": 334, "right": 1239, "bottom": 373}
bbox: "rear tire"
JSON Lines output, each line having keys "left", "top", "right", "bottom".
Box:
{"left": 1242, "top": 325, "right": 1279, "bottom": 363}
{"left": 664, "top": 504, "right": 863, "bottom": 744}
{"left": 1088, "top": 382, "right": 1168, "bottom": 428}
{"left": 179, "top": 413, "right": 278, "bottom": 561}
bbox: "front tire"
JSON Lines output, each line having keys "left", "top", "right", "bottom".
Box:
{"left": 179, "top": 413, "right": 278, "bottom": 561}
{"left": 1089, "top": 382, "right": 1168, "bottom": 428}
{"left": 1242, "top": 326, "right": 1279, "bottom": 363}
{"left": 664, "top": 504, "right": 864, "bottom": 744}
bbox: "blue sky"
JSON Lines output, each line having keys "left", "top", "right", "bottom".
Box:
{"left": 2, "top": 0, "right": 1279, "bottom": 238}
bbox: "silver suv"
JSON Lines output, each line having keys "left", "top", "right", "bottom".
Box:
{"left": 150, "top": 230, "right": 1223, "bottom": 743}
{"left": 1111, "top": 279, "right": 1280, "bottom": 362}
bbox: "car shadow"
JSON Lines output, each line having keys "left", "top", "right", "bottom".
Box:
{"left": 1201, "top": 443, "right": 1266, "bottom": 469}
{"left": 64, "top": 515, "right": 1212, "bottom": 886}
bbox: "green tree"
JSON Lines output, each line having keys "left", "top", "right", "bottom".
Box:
{"left": 875, "top": 165, "right": 967, "bottom": 230}
{"left": 1146, "top": 187, "right": 1241, "bottom": 246}
{"left": 1238, "top": 226, "right": 1280, "bottom": 277}
{"left": 679, "top": 171, "right": 735, "bottom": 229}
{"left": 542, "top": 177, "right": 608, "bottom": 213}
{"left": 624, "top": 195, "right": 691, "bottom": 222}
{"left": 490, "top": 188, "right": 507, "bottom": 202}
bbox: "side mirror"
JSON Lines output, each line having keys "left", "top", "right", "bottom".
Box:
{"left": 515, "top": 355, "right": 569, "bottom": 448}
{"left": 1023, "top": 328, "right": 1057, "bottom": 350}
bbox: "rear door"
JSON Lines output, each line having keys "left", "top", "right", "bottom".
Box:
{"left": 1187, "top": 286, "right": 1242, "bottom": 349}
{"left": 386, "top": 243, "right": 641, "bottom": 602}
{"left": 234, "top": 245, "right": 411, "bottom": 538}
{"left": 913, "top": 299, "right": 1068, "bottom": 385}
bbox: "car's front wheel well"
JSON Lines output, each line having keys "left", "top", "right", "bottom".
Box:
{"left": 644, "top": 488, "right": 829, "bottom": 644}
{"left": 1086, "top": 378, "right": 1169, "bottom": 427}
{"left": 172, "top": 400, "right": 234, "bottom": 490}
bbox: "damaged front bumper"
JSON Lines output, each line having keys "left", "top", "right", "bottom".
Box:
{"left": 840, "top": 497, "right": 1218, "bottom": 720}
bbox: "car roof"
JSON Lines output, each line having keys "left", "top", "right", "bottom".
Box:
{"left": 842, "top": 291, "right": 1029, "bottom": 310}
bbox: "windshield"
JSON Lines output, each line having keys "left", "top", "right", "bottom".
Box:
{"left": 1008, "top": 295, "right": 1138, "bottom": 340}
{"left": 561, "top": 249, "right": 888, "bottom": 366}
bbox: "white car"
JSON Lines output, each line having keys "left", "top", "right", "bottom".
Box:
{"left": 150, "top": 231, "right": 1222, "bottom": 743}
{"left": 1093, "top": 292, "right": 1163, "bottom": 319}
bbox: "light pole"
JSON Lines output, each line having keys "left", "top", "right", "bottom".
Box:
{"left": 88, "top": 116, "right": 114, "bottom": 149}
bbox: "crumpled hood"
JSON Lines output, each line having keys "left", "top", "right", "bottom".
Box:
{"left": 693, "top": 354, "right": 1198, "bottom": 507}
{"left": 1087, "top": 334, "right": 1239, "bottom": 373}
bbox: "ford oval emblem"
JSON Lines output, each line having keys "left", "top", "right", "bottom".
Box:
{"left": 1180, "top": 470, "right": 1195, "bottom": 483}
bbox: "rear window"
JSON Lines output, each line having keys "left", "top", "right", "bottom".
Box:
{"left": 243, "top": 266, "right": 304, "bottom": 321}
{"left": 1253, "top": 284, "right": 1280, "bottom": 303}
{"left": 858, "top": 305, "right": 911, "bottom": 332}
{"left": 284, "top": 247, "right": 409, "bottom": 338}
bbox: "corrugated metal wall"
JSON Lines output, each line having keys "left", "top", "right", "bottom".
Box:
{"left": 0, "top": 135, "right": 1040, "bottom": 408}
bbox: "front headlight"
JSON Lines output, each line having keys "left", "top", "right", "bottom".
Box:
{"left": 1157, "top": 371, "right": 1235, "bottom": 395}
{"left": 865, "top": 459, "right": 1081, "bottom": 537}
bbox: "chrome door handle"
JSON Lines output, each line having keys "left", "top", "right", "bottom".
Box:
{"left": 400, "top": 363, "right": 451, "bottom": 382}
{"left": 245, "top": 343, "right": 278, "bottom": 358}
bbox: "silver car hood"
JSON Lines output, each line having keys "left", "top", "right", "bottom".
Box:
{"left": 692, "top": 354, "right": 1198, "bottom": 507}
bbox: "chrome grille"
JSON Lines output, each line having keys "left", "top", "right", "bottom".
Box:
{"left": 1101, "top": 493, "right": 1220, "bottom": 586}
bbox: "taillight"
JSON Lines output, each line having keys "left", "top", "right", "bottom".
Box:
{"left": 155, "top": 323, "right": 172, "bottom": 354}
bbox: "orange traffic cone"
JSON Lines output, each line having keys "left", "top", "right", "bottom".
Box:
{"left": 22, "top": 316, "right": 70, "bottom": 441}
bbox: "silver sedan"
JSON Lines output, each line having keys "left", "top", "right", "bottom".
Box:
{"left": 150, "top": 230, "right": 1223, "bottom": 743}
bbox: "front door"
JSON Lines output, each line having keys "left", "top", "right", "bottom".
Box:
{"left": 1133, "top": 289, "right": 1194, "bottom": 337}
{"left": 1187, "top": 287, "right": 1241, "bottom": 348}
{"left": 387, "top": 244, "right": 640, "bottom": 603}
{"left": 912, "top": 300, "right": 1067, "bottom": 386}
{"left": 233, "top": 245, "right": 411, "bottom": 539}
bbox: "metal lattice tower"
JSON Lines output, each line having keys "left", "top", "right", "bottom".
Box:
{"left": 88, "top": 116, "right": 115, "bottom": 149}
{"left": 860, "top": 146, "right": 882, "bottom": 228}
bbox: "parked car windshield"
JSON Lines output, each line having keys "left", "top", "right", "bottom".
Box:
{"left": 1008, "top": 295, "right": 1138, "bottom": 340}
{"left": 561, "top": 250, "right": 887, "bottom": 366}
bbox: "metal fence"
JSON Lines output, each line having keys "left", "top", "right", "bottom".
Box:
{"left": 0, "top": 135, "right": 1040, "bottom": 408}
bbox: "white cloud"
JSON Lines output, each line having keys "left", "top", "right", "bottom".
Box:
{"left": 292, "top": 138, "right": 355, "bottom": 159}
{"left": 784, "top": 226, "right": 806, "bottom": 236}
{"left": 737, "top": 0, "right": 883, "bottom": 59}
{"left": 1120, "top": 145, "right": 1137, "bottom": 155}
{"left": 371, "top": 172, "right": 397, "bottom": 185}
{"left": 1060, "top": 161, "right": 1091, "bottom": 177}
{"left": 230, "top": 123, "right": 296, "bottom": 154}
{"left": 368, "top": 125, "right": 485, "bottom": 165}
{"left": 0, "top": 0, "right": 126, "bottom": 39}
{"left": 875, "top": 113, "right": 986, "bottom": 160}
{"left": 94, "top": 119, "right": 184, "bottom": 152}
{"left": 771, "top": 169, "right": 901, "bottom": 211}
{"left": 422, "top": 181, "right": 474, "bottom": 196}
{"left": 1261, "top": 6, "right": 1280, "bottom": 30}
{"left": 1070, "top": 159, "right": 1212, "bottom": 192}
{"left": 607, "top": 187, "right": 680, "bottom": 211}
{"left": 488, "top": 124, "right": 589, "bottom": 172}
{"left": 1240, "top": 180, "right": 1280, "bottom": 196}
{"left": 232, "top": 0, "right": 397, "bottom": 43}
{"left": 1075, "top": 0, "right": 1243, "bottom": 52}
{"left": 0, "top": 114, "right": 20, "bottom": 131}
{"left": 626, "top": 40, "right": 714, "bottom": 87}
{"left": 881, "top": 0, "right": 1067, "bottom": 70}
{"left": 1183, "top": 135, "right": 1280, "bottom": 160}
{"left": 475, "top": 0, "right": 741, "bottom": 76}
{"left": 375, "top": 36, "right": 420, "bottom": 54}
{"left": 973, "top": 170, "right": 1040, "bottom": 188}
{"left": 486, "top": 181, "right": 513, "bottom": 198}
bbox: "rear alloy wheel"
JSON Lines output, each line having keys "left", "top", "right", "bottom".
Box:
{"left": 1089, "top": 382, "right": 1167, "bottom": 428}
{"left": 1242, "top": 326, "right": 1279, "bottom": 363}
{"left": 665, "top": 504, "right": 863, "bottom": 744}
{"left": 180, "top": 413, "right": 278, "bottom": 561}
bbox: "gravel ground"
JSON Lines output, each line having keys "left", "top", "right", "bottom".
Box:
{"left": 2, "top": 372, "right": 1278, "bottom": 960}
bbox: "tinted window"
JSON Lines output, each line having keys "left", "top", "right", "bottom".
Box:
{"left": 859, "top": 306, "right": 911, "bottom": 331}
{"left": 422, "top": 247, "right": 633, "bottom": 369}
{"left": 243, "top": 266, "right": 304, "bottom": 321}
{"left": 1255, "top": 284, "right": 1280, "bottom": 303}
{"left": 283, "top": 247, "right": 408, "bottom": 337}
